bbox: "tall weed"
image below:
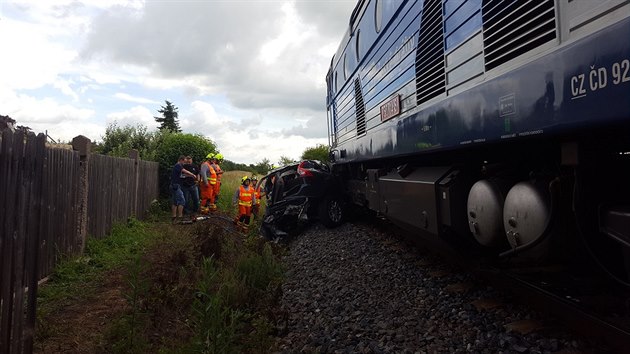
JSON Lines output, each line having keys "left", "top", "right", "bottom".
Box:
{"left": 236, "top": 243, "right": 283, "bottom": 291}
{"left": 192, "top": 257, "right": 243, "bottom": 354}
{"left": 250, "top": 315, "right": 275, "bottom": 354}
{"left": 109, "top": 255, "right": 150, "bottom": 353}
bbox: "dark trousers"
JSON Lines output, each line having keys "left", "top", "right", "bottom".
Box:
{"left": 182, "top": 184, "right": 200, "bottom": 215}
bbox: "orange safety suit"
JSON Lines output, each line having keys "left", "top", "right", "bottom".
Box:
{"left": 237, "top": 185, "right": 254, "bottom": 218}
{"left": 233, "top": 184, "right": 255, "bottom": 232}
{"left": 200, "top": 161, "right": 217, "bottom": 210}
{"left": 212, "top": 162, "right": 223, "bottom": 197}
{"left": 251, "top": 184, "right": 262, "bottom": 217}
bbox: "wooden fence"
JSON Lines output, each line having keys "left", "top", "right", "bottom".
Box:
{"left": 0, "top": 129, "right": 159, "bottom": 353}
{"left": 87, "top": 154, "right": 159, "bottom": 238}
{"left": 0, "top": 130, "right": 45, "bottom": 354}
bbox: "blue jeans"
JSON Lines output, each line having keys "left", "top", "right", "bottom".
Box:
{"left": 182, "top": 184, "right": 200, "bottom": 214}
{"left": 170, "top": 183, "right": 185, "bottom": 206}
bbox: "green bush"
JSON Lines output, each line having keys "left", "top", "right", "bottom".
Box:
{"left": 94, "top": 123, "right": 159, "bottom": 161}
{"left": 301, "top": 144, "right": 330, "bottom": 162}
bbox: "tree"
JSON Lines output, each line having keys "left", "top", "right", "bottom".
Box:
{"left": 95, "top": 122, "right": 158, "bottom": 160}
{"left": 278, "top": 155, "right": 295, "bottom": 166}
{"left": 253, "top": 158, "right": 272, "bottom": 175}
{"left": 154, "top": 100, "right": 181, "bottom": 132}
{"left": 301, "top": 144, "right": 330, "bottom": 162}
{"left": 220, "top": 159, "right": 255, "bottom": 173}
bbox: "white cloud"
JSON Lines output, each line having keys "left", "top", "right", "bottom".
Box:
{"left": 53, "top": 78, "right": 80, "bottom": 101}
{"left": 1, "top": 91, "right": 93, "bottom": 122}
{"left": 174, "top": 100, "right": 326, "bottom": 164}
{"left": 179, "top": 100, "right": 244, "bottom": 141}
{"left": 0, "top": 17, "right": 77, "bottom": 91}
{"left": 220, "top": 132, "right": 327, "bottom": 166}
{"left": 42, "top": 120, "right": 106, "bottom": 144}
{"left": 114, "top": 93, "right": 160, "bottom": 105}
{"left": 282, "top": 114, "right": 328, "bottom": 139}
{"left": 0, "top": 90, "right": 99, "bottom": 142}
{"left": 1, "top": 0, "right": 356, "bottom": 165}
{"left": 258, "top": 2, "right": 316, "bottom": 65}
{"left": 106, "top": 105, "right": 158, "bottom": 130}
{"left": 80, "top": 0, "right": 354, "bottom": 110}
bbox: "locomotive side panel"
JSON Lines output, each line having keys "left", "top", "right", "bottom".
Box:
{"left": 326, "top": 0, "right": 630, "bottom": 284}
{"left": 327, "top": 0, "right": 630, "bottom": 164}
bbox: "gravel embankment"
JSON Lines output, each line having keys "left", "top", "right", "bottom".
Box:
{"left": 275, "top": 221, "right": 604, "bottom": 353}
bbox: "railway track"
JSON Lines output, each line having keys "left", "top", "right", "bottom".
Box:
{"left": 483, "top": 265, "right": 630, "bottom": 350}
{"left": 384, "top": 216, "right": 630, "bottom": 351}
{"left": 276, "top": 218, "right": 620, "bottom": 352}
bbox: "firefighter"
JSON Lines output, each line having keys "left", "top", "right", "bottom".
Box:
{"left": 211, "top": 153, "right": 224, "bottom": 202}
{"left": 199, "top": 153, "right": 218, "bottom": 213}
{"left": 233, "top": 175, "right": 256, "bottom": 233}
{"left": 251, "top": 175, "right": 262, "bottom": 219}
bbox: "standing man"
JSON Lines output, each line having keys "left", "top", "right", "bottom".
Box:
{"left": 211, "top": 153, "right": 224, "bottom": 202}
{"left": 181, "top": 156, "right": 200, "bottom": 219}
{"left": 171, "top": 155, "right": 196, "bottom": 223}
{"left": 200, "top": 153, "right": 218, "bottom": 213}
{"left": 251, "top": 175, "right": 262, "bottom": 219}
{"left": 233, "top": 176, "right": 256, "bottom": 233}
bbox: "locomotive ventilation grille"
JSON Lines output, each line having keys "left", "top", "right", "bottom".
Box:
{"left": 354, "top": 78, "right": 367, "bottom": 136}
{"left": 415, "top": 0, "right": 446, "bottom": 106}
{"left": 482, "top": 0, "right": 557, "bottom": 70}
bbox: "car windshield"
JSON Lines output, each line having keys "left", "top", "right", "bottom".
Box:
{"left": 298, "top": 160, "right": 330, "bottom": 173}
{"left": 312, "top": 160, "right": 330, "bottom": 172}
{"left": 258, "top": 165, "right": 294, "bottom": 204}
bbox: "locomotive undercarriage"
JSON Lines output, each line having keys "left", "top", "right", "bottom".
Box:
{"left": 339, "top": 132, "right": 630, "bottom": 287}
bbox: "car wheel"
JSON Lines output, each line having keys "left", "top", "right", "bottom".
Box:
{"left": 318, "top": 195, "right": 344, "bottom": 228}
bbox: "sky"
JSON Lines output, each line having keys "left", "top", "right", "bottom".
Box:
{"left": 0, "top": 0, "right": 356, "bottom": 164}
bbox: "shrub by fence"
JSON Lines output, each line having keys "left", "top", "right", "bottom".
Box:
{"left": 0, "top": 129, "right": 159, "bottom": 353}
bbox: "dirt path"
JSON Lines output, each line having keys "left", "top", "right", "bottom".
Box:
{"left": 34, "top": 272, "right": 128, "bottom": 354}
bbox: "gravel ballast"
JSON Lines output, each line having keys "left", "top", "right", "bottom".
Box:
{"left": 275, "top": 221, "right": 605, "bottom": 353}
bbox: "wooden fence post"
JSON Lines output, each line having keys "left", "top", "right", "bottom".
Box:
{"left": 129, "top": 149, "right": 140, "bottom": 217}
{"left": 72, "top": 135, "right": 90, "bottom": 254}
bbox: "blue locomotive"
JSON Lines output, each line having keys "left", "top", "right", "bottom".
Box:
{"left": 326, "top": 0, "right": 630, "bottom": 284}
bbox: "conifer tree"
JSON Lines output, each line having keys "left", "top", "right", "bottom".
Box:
{"left": 154, "top": 100, "right": 181, "bottom": 132}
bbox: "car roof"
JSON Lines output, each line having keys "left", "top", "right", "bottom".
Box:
{"left": 262, "top": 160, "right": 329, "bottom": 180}
{"left": 262, "top": 163, "right": 297, "bottom": 180}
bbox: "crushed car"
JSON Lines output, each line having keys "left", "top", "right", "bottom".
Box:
{"left": 257, "top": 160, "right": 345, "bottom": 239}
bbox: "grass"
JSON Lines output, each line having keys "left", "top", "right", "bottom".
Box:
{"left": 216, "top": 170, "right": 250, "bottom": 217}
{"left": 35, "top": 172, "right": 284, "bottom": 353}
{"left": 37, "top": 218, "right": 155, "bottom": 318}
{"left": 216, "top": 170, "right": 268, "bottom": 237}
{"left": 187, "top": 231, "right": 283, "bottom": 353}
{"left": 190, "top": 256, "right": 244, "bottom": 354}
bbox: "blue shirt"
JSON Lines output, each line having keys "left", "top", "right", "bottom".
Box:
{"left": 171, "top": 163, "right": 183, "bottom": 185}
